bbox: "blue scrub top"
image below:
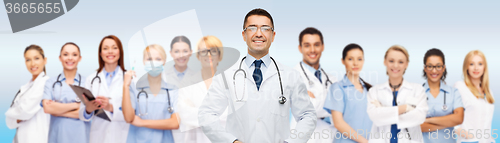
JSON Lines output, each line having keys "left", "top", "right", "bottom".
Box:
{"left": 323, "top": 75, "right": 372, "bottom": 143}
{"left": 126, "top": 75, "right": 178, "bottom": 143}
{"left": 42, "top": 72, "right": 90, "bottom": 143}
{"left": 422, "top": 81, "right": 463, "bottom": 143}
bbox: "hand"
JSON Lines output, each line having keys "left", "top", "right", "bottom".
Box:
{"left": 16, "top": 120, "right": 22, "bottom": 123}
{"left": 371, "top": 100, "right": 382, "bottom": 107}
{"left": 405, "top": 104, "right": 415, "bottom": 112}
{"left": 233, "top": 140, "right": 243, "bottom": 143}
{"left": 307, "top": 91, "right": 315, "bottom": 98}
{"left": 124, "top": 70, "right": 136, "bottom": 87}
{"left": 131, "top": 115, "right": 143, "bottom": 127}
{"left": 82, "top": 95, "right": 101, "bottom": 114}
{"left": 96, "top": 96, "right": 113, "bottom": 112}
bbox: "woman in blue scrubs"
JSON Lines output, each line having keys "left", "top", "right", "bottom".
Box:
{"left": 122, "top": 44, "right": 179, "bottom": 143}
{"left": 420, "top": 48, "right": 464, "bottom": 143}
{"left": 324, "top": 43, "right": 372, "bottom": 143}
{"left": 41, "top": 42, "right": 90, "bottom": 143}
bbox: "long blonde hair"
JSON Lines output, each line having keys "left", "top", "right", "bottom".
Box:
{"left": 462, "top": 50, "right": 494, "bottom": 104}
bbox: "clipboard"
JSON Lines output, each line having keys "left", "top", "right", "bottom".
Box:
{"left": 69, "top": 85, "right": 111, "bottom": 122}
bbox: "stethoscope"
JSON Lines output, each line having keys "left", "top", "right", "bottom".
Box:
{"left": 10, "top": 74, "right": 47, "bottom": 107}
{"left": 233, "top": 56, "right": 286, "bottom": 104}
{"left": 90, "top": 70, "right": 125, "bottom": 96}
{"left": 422, "top": 83, "right": 448, "bottom": 111}
{"left": 136, "top": 88, "right": 173, "bottom": 116}
{"left": 390, "top": 80, "right": 412, "bottom": 141}
{"left": 299, "top": 62, "right": 332, "bottom": 88}
{"left": 52, "top": 74, "right": 81, "bottom": 102}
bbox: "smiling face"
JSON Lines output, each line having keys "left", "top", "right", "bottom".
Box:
{"left": 424, "top": 56, "right": 445, "bottom": 83}
{"left": 100, "top": 38, "right": 120, "bottom": 65}
{"left": 242, "top": 15, "right": 275, "bottom": 55}
{"left": 197, "top": 41, "right": 221, "bottom": 68}
{"left": 384, "top": 50, "right": 408, "bottom": 78}
{"left": 25, "top": 49, "right": 47, "bottom": 77}
{"left": 59, "top": 44, "right": 81, "bottom": 71}
{"left": 342, "top": 48, "right": 364, "bottom": 75}
{"left": 467, "top": 55, "right": 485, "bottom": 80}
{"left": 170, "top": 42, "right": 192, "bottom": 68}
{"left": 299, "top": 34, "right": 324, "bottom": 68}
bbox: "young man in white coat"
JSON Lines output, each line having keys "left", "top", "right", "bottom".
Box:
{"left": 293, "top": 27, "right": 337, "bottom": 143}
{"left": 198, "top": 8, "right": 317, "bottom": 143}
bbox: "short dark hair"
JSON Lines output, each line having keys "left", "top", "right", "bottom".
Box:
{"left": 170, "top": 35, "right": 191, "bottom": 50}
{"left": 243, "top": 8, "right": 274, "bottom": 29}
{"left": 423, "top": 48, "right": 447, "bottom": 81}
{"left": 299, "top": 27, "right": 324, "bottom": 46}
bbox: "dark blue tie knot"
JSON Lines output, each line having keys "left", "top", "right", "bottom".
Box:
{"left": 254, "top": 60, "right": 263, "bottom": 69}
{"left": 314, "top": 70, "right": 322, "bottom": 83}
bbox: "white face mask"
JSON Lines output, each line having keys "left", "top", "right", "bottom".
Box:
{"left": 144, "top": 61, "right": 164, "bottom": 77}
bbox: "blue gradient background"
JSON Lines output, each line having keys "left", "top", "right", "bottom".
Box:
{"left": 1, "top": 0, "right": 499, "bottom": 142}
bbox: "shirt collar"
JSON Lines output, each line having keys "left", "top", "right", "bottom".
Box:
{"left": 301, "top": 61, "right": 321, "bottom": 74}
{"left": 423, "top": 80, "right": 451, "bottom": 93}
{"left": 135, "top": 75, "right": 176, "bottom": 90}
{"left": 245, "top": 53, "right": 271, "bottom": 69}
{"left": 340, "top": 75, "right": 366, "bottom": 87}
{"left": 103, "top": 65, "right": 120, "bottom": 77}
{"left": 60, "top": 71, "right": 81, "bottom": 83}
{"left": 173, "top": 65, "right": 187, "bottom": 75}
{"left": 379, "top": 79, "right": 413, "bottom": 90}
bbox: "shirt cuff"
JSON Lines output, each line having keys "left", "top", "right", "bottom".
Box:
{"left": 83, "top": 110, "right": 94, "bottom": 119}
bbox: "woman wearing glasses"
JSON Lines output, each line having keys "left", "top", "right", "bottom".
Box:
{"left": 420, "top": 48, "right": 464, "bottom": 143}
{"left": 122, "top": 44, "right": 179, "bottom": 143}
{"left": 454, "top": 50, "right": 495, "bottom": 143}
{"left": 177, "top": 36, "right": 228, "bottom": 143}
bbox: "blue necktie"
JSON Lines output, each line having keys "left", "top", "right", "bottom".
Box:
{"left": 314, "top": 70, "right": 322, "bottom": 83}
{"left": 390, "top": 91, "right": 400, "bottom": 143}
{"left": 253, "top": 60, "right": 263, "bottom": 90}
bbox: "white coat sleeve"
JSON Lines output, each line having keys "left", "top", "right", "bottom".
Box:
{"left": 286, "top": 75, "right": 317, "bottom": 143}
{"left": 198, "top": 74, "right": 237, "bottom": 142}
{"left": 79, "top": 76, "right": 94, "bottom": 121}
{"left": 5, "top": 78, "right": 47, "bottom": 129}
{"left": 398, "top": 86, "right": 428, "bottom": 129}
{"left": 367, "top": 88, "right": 399, "bottom": 127}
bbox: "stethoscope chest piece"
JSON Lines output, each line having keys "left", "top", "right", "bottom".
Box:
{"left": 167, "top": 107, "right": 173, "bottom": 113}
{"left": 278, "top": 96, "right": 286, "bottom": 104}
{"left": 442, "top": 104, "right": 448, "bottom": 111}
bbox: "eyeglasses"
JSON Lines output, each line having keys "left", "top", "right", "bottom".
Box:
{"left": 199, "top": 48, "right": 220, "bottom": 56}
{"left": 243, "top": 26, "right": 274, "bottom": 33}
{"left": 425, "top": 65, "right": 444, "bottom": 71}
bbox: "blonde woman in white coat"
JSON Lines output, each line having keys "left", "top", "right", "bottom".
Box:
{"left": 79, "top": 35, "right": 130, "bottom": 143}
{"left": 454, "top": 50, "right": 495, "bottom": 143}
{"left": 367, "top": 45, "right": 428, "bottom": 143}
{"left": 177, "top": 36, "right": 228, "bottom": 143}
{"left": 5, "top": 45, "right": 50, "bottom": 143}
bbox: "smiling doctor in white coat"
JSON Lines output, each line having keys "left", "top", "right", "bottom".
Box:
{"left": 198, "top": 8, "right": 317, "bottom": 143}
{"left": 79, "top": 35, "right": 130, "bottom": 143}
{"left": 5, "top": 45, "right": 50, "bottom": 143}
{"left": 292, "top": 27, "right": 336, "bottom": 143}
{"left": 367, "top": 45, "right": 428, "bottom": 143}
